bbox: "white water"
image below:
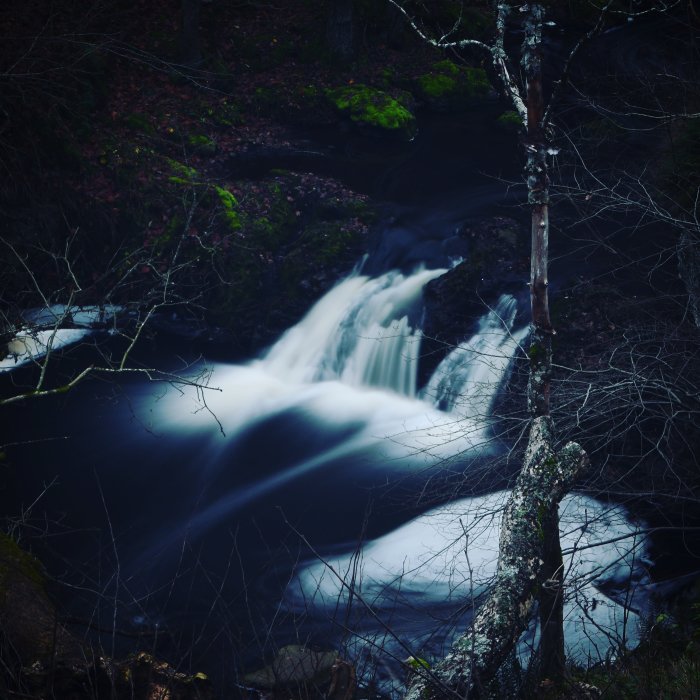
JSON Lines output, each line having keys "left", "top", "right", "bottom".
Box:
{"left": 136, "top": 264, "right": 649, "bottom": 675}
{"left": 1, "top": 304, "right": 122, "bottom": 372}
{"left": 142, "top": 270, "right": 528, "bottom": 550}
{"left": 154, "top": 269, "right": 524, "bottom": 463}
{"left": 286, "top": 491, "right": 649, "bottom": 670}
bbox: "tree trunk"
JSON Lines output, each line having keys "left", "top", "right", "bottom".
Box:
{"left": 326, "top": 0, "right": 355, "bottom": 63}
{"left": 404, "top": 7, "right": 579, "bottom": 698}
{"left": 521, "top": 4, "right": 567, "bottom": 682}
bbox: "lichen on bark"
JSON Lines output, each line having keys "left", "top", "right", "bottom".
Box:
{"left": 405, "top": 419, "right": 588, "bottom": 700}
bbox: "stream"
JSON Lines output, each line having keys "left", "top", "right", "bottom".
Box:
{"left": 1, "top": 111, "right": 652, "bottom": 694}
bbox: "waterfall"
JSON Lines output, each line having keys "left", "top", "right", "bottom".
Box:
{"left": 21, "top": 261, "right": 648, "bottom": 689}
{"left": 153, "top": 267, "right": 525, "bottom": 465}
{"left": 261, "top": 268, "right": 446, "bottom": 395}
{"left": 422, "top": 295, "right": 528, "bottom": 416}
{"left": 143, "top": 266, "right": 528, "bottom": 547}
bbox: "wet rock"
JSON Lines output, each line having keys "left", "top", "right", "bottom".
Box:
{"left": 0, "top": 533, "right": 83, "bottom": 666}
{"left": 0, "top": 534, "right": 213, "bottom": 699}
{"left": 421, "top": 216, "right": 528, "bottom": 380}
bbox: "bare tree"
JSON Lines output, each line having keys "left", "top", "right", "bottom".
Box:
{"left": 384, "top": 1, "right": 680, "bottom": 695}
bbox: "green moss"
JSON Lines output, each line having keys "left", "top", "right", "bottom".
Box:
{"left": 187, "top": 133, "right": 217, "bottom": 155}
{"left": 528, "top": 343, "right": 543, "bottom": 361}
{"left": 378, "top": 66, "right": 398, "bottom": 89}
{"left": 417, "top": 73, "right": 458, "bottom": 99}
{"left": 188, "top": 134, "right": 212, "bottom": 147}
{"left": 214, "top": 185, "right": 242, "bottom": 231}
{"left": 406, "top": 656, "right": 431, "bottom": 671}
{"left": 536, "top": 503, "right": 547, "bottom": 541}
{"left": 497, "top": 110, "right": 523, "bottom": 131}
{"left": 432, "top": 59, "right": 460, "bottom": 77}
{"left": 415, "top": 61, "right": 490, "bottom": 109}
{"left": 166, "top": 158, "right": 199, "bottom": 183}
{"left": 326, "top": 84, "right": 416, "bottom": 138}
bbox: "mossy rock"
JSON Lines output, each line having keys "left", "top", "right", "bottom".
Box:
{"left": 244, "top": 645, "right": 338, "bottom": 689}
{"left": 213, "top": 185, "right": 242, "bottom": 231}
{"left": 414, "top": 60, "right": 491, "bottom": 111}
{"left": 326, "top": 84, "right": 417, "bottom": 140}
{"left": 0, "top": 533, "right": 82, "bottom": 663}
{"left": 166, "top": 157, "right": 200, "bottom": 186}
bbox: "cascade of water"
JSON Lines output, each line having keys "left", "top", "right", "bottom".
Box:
{"left": 285, "top": 491, "right": 650, "bottom": 682}
{"left": 422, "top": 295, "right": 528, "bottom": 416}
{"left": 261, "top": 268, "right": 446, "bottom": 395}
{"left": 154, "top": 269, "right": 526, "bottom": 460}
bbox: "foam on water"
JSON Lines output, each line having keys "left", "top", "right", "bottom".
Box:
{"left": 286, "top": 491, "right": 650, "bottom": 668}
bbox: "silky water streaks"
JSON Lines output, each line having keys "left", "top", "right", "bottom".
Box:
{"left": 285, "top": 492, "right": 650, "bottom": 689}
{"left": 152, "top": 267, "right": 527, "bottom": 487}
{"left": 137, "top": 263, "right": 650, "bottom": 678}
{"left": 134, "top": 264, "right": 532, "bottom": 575}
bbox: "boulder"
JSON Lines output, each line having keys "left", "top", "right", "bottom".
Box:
{"left": 243, "top": 645, "right": 355, "bottom": 700}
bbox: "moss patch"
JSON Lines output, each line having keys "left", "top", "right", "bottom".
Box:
{"left": 214, "top": 185, "right": 242, "bottom": 231}
{"left": 415, "top": 60, "right": 491, "bottom": 111}
{"left": 166, "top": 158, "right": 199, "bottom": 185}
{"left": 326, "top": 84, "right": 417, "bottom": 139}
{"left": 497, "top": 110, "right": 523, "bottom": 132}
{"left": 187, "top": 133, "right": 217, "bottom": 155}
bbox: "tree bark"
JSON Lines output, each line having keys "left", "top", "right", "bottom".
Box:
{"left": 521, "top": 5, "right": 567, "bottom": 681}
{"left": 388, "top": 4, "right": 591, "bottom": 696}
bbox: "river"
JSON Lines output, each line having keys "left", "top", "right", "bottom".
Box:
{"left": 0, "top": 111, "right": 651, "bottom": 695}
